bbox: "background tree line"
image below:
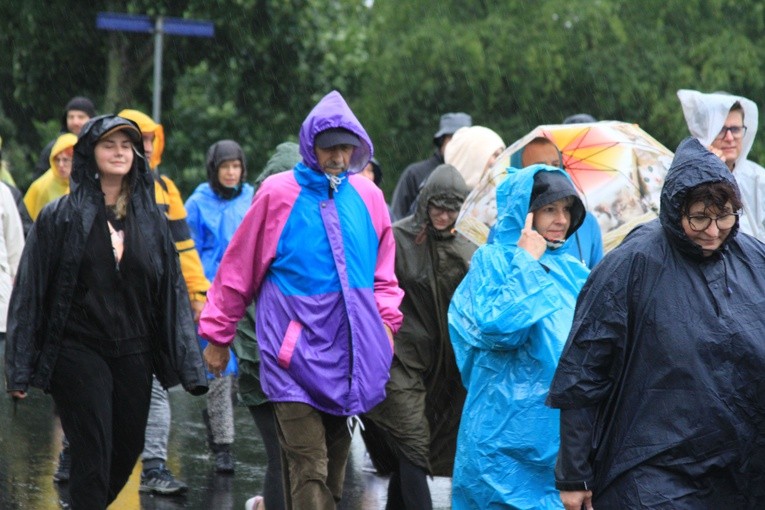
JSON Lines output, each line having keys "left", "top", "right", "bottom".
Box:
{"left": 1, "top": 0, "right": 763, "bottom": 199}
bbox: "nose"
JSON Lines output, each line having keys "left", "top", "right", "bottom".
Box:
{"left": 704, "top": 221, "right": 720, "bottom": 236}
{"left": 723, "top": 129, "right": 735, "bottom": 141}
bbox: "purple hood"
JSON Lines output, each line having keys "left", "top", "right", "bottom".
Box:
{"left": 299, "top": 90, "right": 373, "bottom": 174}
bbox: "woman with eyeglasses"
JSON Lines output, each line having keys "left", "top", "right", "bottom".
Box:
{"left": 547, "top": 137, "right": 765, "bottom": 510}
{"left": 678, "top": 89, "right": 765, "bottom": 242}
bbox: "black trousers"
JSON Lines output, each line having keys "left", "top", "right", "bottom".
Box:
{"left": 50, "top": 341, "right": 153, "bottom": 510}
{"left": 249, "top": 403, "right": 285, "bottom": 510}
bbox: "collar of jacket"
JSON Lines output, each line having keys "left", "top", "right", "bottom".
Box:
{"left": 293, "top": 161, "right": 349, "bottom": 197}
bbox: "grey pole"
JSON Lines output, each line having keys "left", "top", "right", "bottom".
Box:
{"left": 152, "top": 16, "right": 164, "bottom": 123}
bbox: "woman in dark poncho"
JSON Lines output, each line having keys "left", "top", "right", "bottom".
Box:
{"left": 5, "top": 115, "right": 207, "bottom": 509}
{"left": 548, "top": 137, "right": 765, "bottom": 509}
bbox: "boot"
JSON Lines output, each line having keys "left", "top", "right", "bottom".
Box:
{"left": 202, "top": 408, "right": 235, "bottom": 473}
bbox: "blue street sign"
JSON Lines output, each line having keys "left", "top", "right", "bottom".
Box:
{"left": 96, "top": 13, "right": 153, "bottom": 34}
{"left": 96, "top": 12, "right": 214, "bottom": 37}
{"left": 163, "top": 18, "right": 215, "bottom": 38}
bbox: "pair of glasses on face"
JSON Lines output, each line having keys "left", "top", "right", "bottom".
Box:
{"left": 685, "top": 213, "right": 738, "bottom": 232}
{"left": 715, "top": 125, "right": 747, "bottom": 140}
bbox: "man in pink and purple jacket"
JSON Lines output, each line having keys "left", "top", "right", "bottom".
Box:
{"left": 200, "top": 90, "right": 403, "bottom": 509}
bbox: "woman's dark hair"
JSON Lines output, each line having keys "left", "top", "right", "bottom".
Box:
{"left": 681, "top": 181, "right": 742, "bottom": 216}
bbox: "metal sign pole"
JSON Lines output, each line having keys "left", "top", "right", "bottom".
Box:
{"left": 153, "top": 17, "right": 164, "bottom": 122}
{"left": 96, "top": 12, "right": 214, "bottom": 123}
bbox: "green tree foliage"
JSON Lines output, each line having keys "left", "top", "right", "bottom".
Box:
{"left": 1, "top": 0, "right": 764, "bottom": 201}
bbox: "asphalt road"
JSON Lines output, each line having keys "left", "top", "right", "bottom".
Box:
{"left": 0, "top": 349, "right": 452, "bottom": 509}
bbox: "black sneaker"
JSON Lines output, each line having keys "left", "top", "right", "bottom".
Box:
{"left": 53, "top": 447, "right": 71, "bottom": 483}
{"left": 139, "top": 464, "right": 188, "bottom": 495}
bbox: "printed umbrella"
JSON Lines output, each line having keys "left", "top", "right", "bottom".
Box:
{"left": 456, "top": 121, "right": 674, "bottom": 252}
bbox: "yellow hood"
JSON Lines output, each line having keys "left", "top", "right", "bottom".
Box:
{"left": 118, "top": 109, "right": 165, "bottom": 169}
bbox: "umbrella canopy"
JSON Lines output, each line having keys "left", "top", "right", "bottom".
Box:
{"left": 456, "top": 121, "right": 673, "bottom": 251}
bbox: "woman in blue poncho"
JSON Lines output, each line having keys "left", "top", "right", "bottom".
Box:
{"left": 185, "top": 140, "right": 254, "bottom": 472}
{"left": 448, "top": 164, "right": 589, "bottom": 509}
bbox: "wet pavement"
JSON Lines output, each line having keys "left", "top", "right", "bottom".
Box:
{"left": 0, "top": 347, "right": 452, "bottom": 509}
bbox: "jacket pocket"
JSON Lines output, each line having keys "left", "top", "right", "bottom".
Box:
{"left": 277, "top": 320, "right": 303, "bottom": 369}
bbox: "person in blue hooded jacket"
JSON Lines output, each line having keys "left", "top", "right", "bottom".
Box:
{"left": 511, "top": 137, "right": 604, "bottom": 269}
{"left": 448, "top": 164, "right": 589, "bottom": 509}
{"left": 185, "top": 139, "right": 254, "bottom": 473}
{"left": 547, "top": 137, "right": 765, "bottom": 510}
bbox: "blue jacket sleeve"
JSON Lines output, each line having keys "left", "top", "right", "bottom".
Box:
{"left": 451, "top": 244, "right": 561, "bottom": 351}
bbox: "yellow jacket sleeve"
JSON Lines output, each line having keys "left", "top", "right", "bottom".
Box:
{"left": 154, "top": 175, "right": 211, "bottom": 301}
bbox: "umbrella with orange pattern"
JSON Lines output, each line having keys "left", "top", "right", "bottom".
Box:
{"left": 456, "top": 121, "right": 673, "bottom": 251}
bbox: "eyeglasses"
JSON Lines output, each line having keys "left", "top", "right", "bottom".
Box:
{"left": 428, "top": 205, "right": 459, "bottom": 217}
{"left": 685, "top": 213, "right": 738, "bottom": 231}
{"left": 715, "top": 125, "right": 747, "bottom": 140}
{"left": 54, "top": 157, "right": 72, "bottom": 166}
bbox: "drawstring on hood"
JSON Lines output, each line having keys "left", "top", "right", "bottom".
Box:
{"left": 325, "top": 172, "right": 346, "bottom": 193}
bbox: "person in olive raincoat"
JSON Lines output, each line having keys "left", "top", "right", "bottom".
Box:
{"left": 448, "top": 164, "right": 589, "bottom": 509}
{"left": 547, "top": 137, "right": 765, "bottom": 510}
{"left": 4, "top": 115, "right": 207, "bottom": 510}
{"left": 363, "top": 163, "right": 475, "bottom": 509}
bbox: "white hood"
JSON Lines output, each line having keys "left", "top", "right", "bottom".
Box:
{"left": 677, "top": 89, "right": 758, "bottom": 168}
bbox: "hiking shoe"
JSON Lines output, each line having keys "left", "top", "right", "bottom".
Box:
{"left": 139, "top": 464, "right": 188, "bottom": 495}
{"left": 53, "top": 447, "right": 71, "bottom": 483}
{"left": 215, "top": 449, "right": 235, "bottom": 473}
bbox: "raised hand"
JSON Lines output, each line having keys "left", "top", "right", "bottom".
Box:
{"left": 517, "top": 212, "right": 547, "bottom": 260}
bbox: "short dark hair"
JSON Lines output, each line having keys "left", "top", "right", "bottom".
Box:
{"left": 729, "top": 101, "right": 745, "bottom": 122}
{"left": 682, "top": 181, "right": 742, "bottom": 217}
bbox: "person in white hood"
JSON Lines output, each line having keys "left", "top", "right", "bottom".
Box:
{"left": 677, "top": 89, "right": 765, "bottom": 241}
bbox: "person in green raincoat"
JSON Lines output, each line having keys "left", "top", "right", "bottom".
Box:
{"left": 448, "top": 164, "right": 589, "bottom": 509}
{"left": 363, "top": 163, "right": 476, "bottom": 510}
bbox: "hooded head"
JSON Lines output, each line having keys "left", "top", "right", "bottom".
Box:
{"left": 205, "top": 140, "right": 247, "bottom": 199}
{"left": 253, "top": 141, "right": 302, "bottom": 192}
{"left": 411, "top": 164, "right": 469, "bottom": 236}
{"left": 298, "top": 91, "right": 373, "bottom": 175}
{"left": 73, "top": 115, "right": 146, "bottom": 194}
{"left": 677, "top": 89, "right": 758, "bottom": 171}
{"left": 117, "top": 109, "right": 165, "bottom": 170}
{"left": 493, "top": 165, "right": 584, "bottom": 249}
{"left": 49, "top": 133, "right": 78, "bottom": 181}
{"left": 443, "top": 125, "right": 505, "bottom": 189}
{"left": 660, "top": 137, "right": 742, "bottom": 258}
{"left": 62, "top": 96, "right": 96, "bottom": 135}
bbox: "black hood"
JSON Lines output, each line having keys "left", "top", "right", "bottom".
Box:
{"left": 72, "top": 114, "right": 151, "bottom": 202}
{"left": 660, "top": 137, "right": 741, "bottom": 258}
{"left": 206, "top": 139, "right": 247, "bottom": 199}
{"left": 529, "top": 169, "right": 586, "bottom": 240}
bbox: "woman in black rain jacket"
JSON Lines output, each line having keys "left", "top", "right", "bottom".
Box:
{"left": 5, "top": 115, "right": 207, "bottom": 509}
